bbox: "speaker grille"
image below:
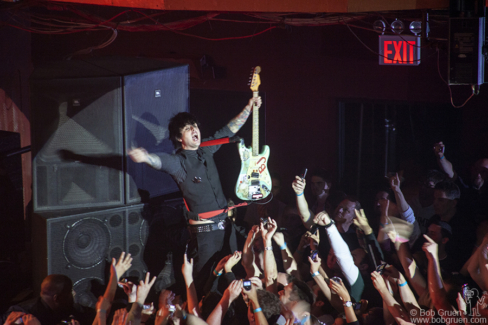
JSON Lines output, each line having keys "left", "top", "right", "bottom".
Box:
{"left": 63, "top": 218, "right": 111, "bottom": 269}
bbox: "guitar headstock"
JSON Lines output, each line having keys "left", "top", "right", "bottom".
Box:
{"left": 249, "top": 66, "right": 261, "bottom": 92}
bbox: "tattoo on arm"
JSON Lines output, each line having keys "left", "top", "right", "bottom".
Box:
{"left": 227, "top": 107, "right": 251, "bottom": 133}
{"left": 146, "top": 154, "right": 162, "bottom": 170}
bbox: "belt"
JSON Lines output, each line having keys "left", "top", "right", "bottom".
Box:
{"left": 189, "top": 220, "right": 226, "bottom": 233}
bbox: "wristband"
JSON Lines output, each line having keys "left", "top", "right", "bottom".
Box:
{"left": 398, "top": 281, "right": 408, "bottom": 287}
{"left": 253, "top": 307, "right": 262, "bottom": 313}
{"left": 296, "top": 192, "right": 303, "bottom": 196}
{"left": 311, "top": 271, "right": 320, "bottom": 278}
{"left": 265, "top": 246, "right": 273, "bottom": 251}
{"left": 213, "top": 269, "right": 223, "bottom": 277}
{"left": 280, "top": 243, "right": 287, "bottom": 250}
{"left": 97, "top": 309, "right": 106, "bottom": 313}
{"left": 439, "top": 156, "right": 445, "bottom": 160}
{"left": 324, "top": 220, "right": 335, "bottom": 228}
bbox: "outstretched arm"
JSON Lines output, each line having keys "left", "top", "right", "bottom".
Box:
{"left": 128, "top": 148, "right": 162, "bottom": 170}
{"left": 433, "top": 142, "right": 455, "bottom": 179}
{"left": 272, "top": 231, "right": 298, "bottom": 278}
{"left": 292, "top": 176, "right": 314, "bottom": 229}
{"left": 227, "top": 97, "right": 261, "bottom": 133}
{"left": 182, "top": 254, "right": 200, "bottom": 317}
{"left": 261, "top": 218, "right": 278, "bottom": 292}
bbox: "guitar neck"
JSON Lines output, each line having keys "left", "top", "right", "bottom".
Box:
{"left": 252, "top": 91, "right": 259, "bottom": 156}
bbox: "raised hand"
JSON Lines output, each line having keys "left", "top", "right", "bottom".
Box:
{"left": 353, "top": 209, "right": 373, "bottom": 235}
{"left": 382, "top": 264, "right": 401, "bottom": 283}
{"left": 215, "top": 254, "right": 231, "bottom": 274}
{"left": 113, "top": 252, "right": 133, "bottom": 280}
{"left": 181, "top": 254, "right": 194, "bottom": 280}
{"left": 136, "top": 272, "right": 157, "bottom": 306}
{"left": 329, "top": 278, "right": 351, "bottom": 303}
{"left": 292, "top": 176, "right": 306, "bottom": 195}
{"left": 260, "top": 217, "right": 278, "bottom": 243}
{"left": 308, "top": 255, "right": 322, "bottom": 274}
{"left": 422, "top": 234, "right": 438, "bottom": 259}
{"left": 223, "top": 280, "right": 243, "bottom": 303}
{"left": 371, "top": 271, "right": 388, "bottom": 294}
{"left": 112, "top": 308, "right": 129, "bottom": 325}
{"left": 120, "top": 280, "right": 137, "bottom": 303}
{"left": 249, "top": 277, "right": 263, "bottom": 290}
{"left": 224, "top": 251, "right": 242, "bottom": 273}
{"left": 158, "top": 289, "right": 175, "bottom": 310}
{"left": 389, "top": 173, "right": 401, "bottom": 192}
{"left": 313, "top": 211, "right": 331, "bottom": 226}
{"left": 433, "top": 142, "right": 445, "bottom": 159}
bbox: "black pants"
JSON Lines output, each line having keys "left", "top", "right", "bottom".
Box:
{"left": 188, "top": 216, "right": 237, "bottom": 297}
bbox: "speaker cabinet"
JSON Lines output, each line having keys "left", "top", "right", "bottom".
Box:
{"left": 31, "top": 58, "right": 188, "bottom": 211}
{"left": 32, "top": 204, "right": 149, "bottom": 307}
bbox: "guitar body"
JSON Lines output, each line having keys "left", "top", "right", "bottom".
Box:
{"left": 235, "top": 139, "right": 272, "bottom": 201}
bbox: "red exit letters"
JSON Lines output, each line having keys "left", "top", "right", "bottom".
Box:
{"left": 379, "top": 35, "right": 421, "bottom": 66}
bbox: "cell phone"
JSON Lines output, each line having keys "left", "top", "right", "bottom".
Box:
{"left": 243, "top": 280, "right": 252, "bottom": 290}
{"left": 260, "top": 217, "right": 269, "bottom": 228}
{"left": 376, "top": 263, "right": 387, "bottom": 275}
{"left": 331, "top": 276, "right": 342, "bottom": 284}
{"left": 300, "top": 168, "right": 308, "bottom": 180}
{"left": 168, "top": 304, "right": 176, "bottom": 315}
{"left": 353, "top": 302, "right": 362, "bottom": 310}
{"left": 310, "top": 250, "right": 319, "bottom": 261}
{"left": 185, "top": 243, "right": 191, "bottom": 262}
{"left": 143, "top": 304, "right": 152, "bottom": 310}
{"left": 462, "top": 284, "right": 469, "bottom": 301}
{"left": 309, "top": 224, "right": 319, "bottom": 235}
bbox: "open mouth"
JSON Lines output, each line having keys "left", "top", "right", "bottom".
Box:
{"left": 192, "top": 134, "right": 199, "bottom": 142}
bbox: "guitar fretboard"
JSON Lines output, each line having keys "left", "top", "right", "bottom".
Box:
{"left": 252, "top": 91, "right": 259, "bottom": 156}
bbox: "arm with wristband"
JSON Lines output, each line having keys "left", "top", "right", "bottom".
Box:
{"left": 272, "top": 231, "right": 299, "bottom": 279}
{"left": 292, "top": 176, "right": 314, "bottom": 229}
{"left": 261, "top": 217, "right": 279, "bottom": 292}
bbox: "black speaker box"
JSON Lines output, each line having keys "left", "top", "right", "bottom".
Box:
{"left": 30, "top": 58, "right": 188, "bottom": 211}
{"left": 32, "top": 204, "right": 149, "bottom": 308}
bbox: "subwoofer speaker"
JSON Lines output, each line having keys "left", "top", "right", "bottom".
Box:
{"left": 32, "top": 204, "right": 149, "bottom": 308}
{"left": 31, "top": 58, "right": 188, "bottom": 211}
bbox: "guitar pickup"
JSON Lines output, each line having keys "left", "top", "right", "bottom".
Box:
{"left": 261, "top": 185, "right": 269, "bottom": 192}
{"left": 251, "top": 180, "right": 260, "bottom": 186}
{"left": 251, "top": 172, "right": 260, "bottom": 178}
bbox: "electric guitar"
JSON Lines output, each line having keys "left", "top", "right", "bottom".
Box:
{"left": 235, "top": 67, "right": 272, "bottom": 201}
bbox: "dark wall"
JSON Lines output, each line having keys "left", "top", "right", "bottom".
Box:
{"left": 30, "top": 18, "right": 488, "bottom": 197}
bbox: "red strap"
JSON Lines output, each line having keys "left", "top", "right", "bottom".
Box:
{"left": 199, "top": 137, "right": 230, "bottom": 147}
{"left": 183, "top": 198, "right": 248, "bottom": 220}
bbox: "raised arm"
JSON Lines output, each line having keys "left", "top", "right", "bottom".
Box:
{"left": 433, "top": 142, "right": 455, "bottom": 179}
{"left": 182, "top": 254, "right": 200, "bottom": 317}
{"left": 315, "top": 212, "right": 359, "bottom": 287}
{"left": 242, "top": 226, "right": 262, "bottom": 278}
{"left": 292, "top": 176, "right": 314, "bottom": 229}
{"left": 227, "top": 97, "right": 261, "bottom": 133}
{"left": 261, "top": 218, "right": 278, "bottom": 292}
{"left": 128, "top": 272, "right": 156, "bottom": 325}
{"left": 423, "top": 234, "right": 457, "bottom": 323}
{"left": 207, "top": 280, "right": 243, "bottom": 325}
{"left": 272, "top": 231, "right": 298, "bottom": 278}
{"left": 371, "top": 271, "right": 412, "bottom": 323}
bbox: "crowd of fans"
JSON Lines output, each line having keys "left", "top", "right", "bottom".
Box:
{"left": 2, "top": 141, "right": 488, "bottom": 325}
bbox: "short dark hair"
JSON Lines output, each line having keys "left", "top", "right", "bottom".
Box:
{"left": 41, "top": 274, "right": 73, "bottom": 297}
{"left": 168, "top": 112, "right": 200, "bottom": 148}
{"left": 344, "top": 195, "right": 362, "bottom": 210}
{"left": 290, "top": 278, "right": 315, "bottom": 305}
{"left": 256, "top": 289, "right": 281, "bottom": 320}
{"left": 423, "top": 170, "right": 446, "bottom": 186}
{"left": 310, "top": 168, "right": 332, "bottom": 185}
{"left": 434, "top": 180, "right": 460, "bottom": 200}
{"left": 428, "top": 216, "right": 452, "bottom": 239}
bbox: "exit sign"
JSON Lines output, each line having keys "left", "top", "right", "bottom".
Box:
{"left": 379, "top": 35, "right": 421, "bottom": 66}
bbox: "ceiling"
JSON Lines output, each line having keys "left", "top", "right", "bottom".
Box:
{"left": 43, "top": 0, "right": 450, "bottom": 13}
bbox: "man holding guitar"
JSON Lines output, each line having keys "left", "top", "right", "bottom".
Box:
{"left": 129, "top": 95, "right": 262, "bottom": 294}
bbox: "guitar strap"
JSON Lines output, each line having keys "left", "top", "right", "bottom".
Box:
{"left": 182, "top": 198, "right": 249, "bottom": 220}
